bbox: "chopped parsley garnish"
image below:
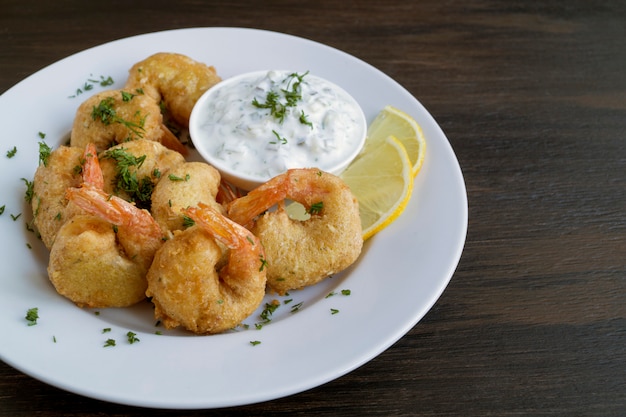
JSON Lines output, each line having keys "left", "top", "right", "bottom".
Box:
{"left": 326, "top": 289, "right": 351, "bottom": 299}
{"left": 38, "top": 132, "right": 46, "bottom": 139}
{"left": 25, "top": 307, "right": 39, "bottom": 326}
{"left": 96, "top": 75, "right": 115, "bottom": 87}
{"left": 282, "top": 71, "right": 309, "bottom": 106}
{"left": 290, "top": 302, "right": 303, "bottom": 313}
{"left": 168, "top": 173, "right": 190, "bottom": 182}
{"left": 259, "top": 301, "right": 280, "bottom": 324}
{"left": 10, "top": 213, "right": 21, "bottom": 221}
{"left": 259, "top": 255, "right": 268, "bottom": 272}
{"left": 102, "top": 148, "right": 153, "bottom": 209}
{"left": 251, "top": 71, "right": 310, "bottom": 126}
{"left": 331, "top": 308, "right": 340, "bottom": 315}
{"left": 6, "top": 146, "right": 17, "bottom": 158}
{"left": 22, "top": 178, "right": 34, "bottom": 204}
{"left": 270, "top": 130, "right": 288, "bottom": 145}
{"left": 250, "top": 340, "right": 261, "bottom": 346}
{"left": 182, "top": 215, "right": 195, "bottom": 228}
{"left": 252, "top": 91, "right": 284, "bottom": 121}
{"left": 121, "top": 91, "right": 136, "bottom": 102}
{"left": 91, "top": 94, "right": 147, "bottom": 139}
{"left": 70, "top": 82, "right": 94, "bottom": 98}
{"left": 104, "top": 339, "right": 116, "bottom": 347}
{"left": 126, "top": 331, "right": 140, "bottom": 344}
{"left": 308, "top": 201, "right": 324, "bottom": 215}
{"left": 0, "top": 205, "right": 4, "bottom": 215}
{"left": 299, "top": 110, "right": 313, "bottom": 128}
{"left": 38, "top": 141, "right": 52, "bottom": 167}
{"left": 25, "top": 219, "right": 37, "bottom": 233}
{"left": 69, "top": 75, "right": 114, "bottom": 98}
{"left": 102, "top": 328, "right": 111, "bottom": 333}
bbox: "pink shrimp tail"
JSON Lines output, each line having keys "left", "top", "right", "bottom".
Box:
{"left": 185, "top": 202, "right": 257, "bottom": 250}
{"left": 66, "top": 185, "right": 125, "bottom": 224}
{"left": 66, "top": 184, "right": 162, "bottom": 240}
{"left": 226, "top": 169, "right": 330, "bottom": 227}
{"left": 216, "top": 180, "right": 245, "bottom": 205}
{"left": 226, "top": 174, "right": 289, "bottom": 227}
{"left": 81, "top": 143, "right": 104, "bottom": 189}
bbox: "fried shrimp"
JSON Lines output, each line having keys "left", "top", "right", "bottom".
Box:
{"left": 227, "top": 168, "right": 363, "bottom": 294}
{"left": 32, "top": 143, "right": 102, "bottom": 249}
{"left": 70, "top": 89, "right": 187, "bottom": 154}
{"left": 151, "top": 161, "right": 224, "bottom": 234}
{"left": 99, "top": 139, "right": 186, "bottom": 209}
{"left": 146, "top": 203, "right": 267, "bottom": 334}
{"left": 124, "top": 52, "right": 221, "bottom": 127}
{"left": 47, "top": 184, "right": 164, "bottom": 308}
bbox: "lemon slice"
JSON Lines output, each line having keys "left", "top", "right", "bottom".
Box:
{"left": 341, "top": 135, "right": 414, "bottom": 240}
{"left": 364, "top": 105, "right": 426, "bottom": 177}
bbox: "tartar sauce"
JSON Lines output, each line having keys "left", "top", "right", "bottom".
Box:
{"left": 190, "top": 70, "right": 366, "bottom": 189}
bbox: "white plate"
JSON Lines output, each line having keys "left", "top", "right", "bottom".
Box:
{"left": 0, "top": 27, "right": 467, "bottom": 409}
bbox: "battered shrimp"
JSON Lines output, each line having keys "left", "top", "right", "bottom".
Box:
{"left": 99, "top": 139, "right": 186, "bottom": 209}
{"left": 48, "top": 184, "right": 164, "bottom": 308}
{"left": 32, "top": 143, "right": 102, "bottom": 249}
{"left": 146, "top": 203, "right": 267, "bottom": 334}
{"left": 150, "top": 161, "right": 224, "bottom": 234}
{"left": 70, "top": 89, "right": 187, "bottom": 154}
{"left": 227, "top": 168, "right": 363, "bottom": 294}
{"left": 124, "top": 52, "right": 221, "bottom": 127}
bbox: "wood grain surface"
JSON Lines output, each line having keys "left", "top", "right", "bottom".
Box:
{"left": 1, "top": 1, "right": 625, "bottom": 416}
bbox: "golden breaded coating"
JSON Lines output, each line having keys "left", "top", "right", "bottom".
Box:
{"left": 146, "top": 203, "right": 266, "bottom": 334}
{"left": 70, "top": 89, "right": 185, "bottom": 153}
{"left": 125, "top": 52, "right": 221, "bottom": 127}
{"left": 48, "top": 215, "right": 151, "bottom": 308}
{"left": 151, "top": 161, "right": 224, "bottom": 234}
{"left": 227, "top": 168, "right": 363, "bottom": 294}
{"left": 32, "top": 146, "right": 86, "bottom": 249}
{"left": 49, "top": 183, "right": 165, "bottom": 308}
{"left": 99, "top": 139, "right": 186, "bottom": 208}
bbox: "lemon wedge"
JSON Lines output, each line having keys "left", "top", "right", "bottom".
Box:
{"left": 364, "top": 105, "right": 426, "bottom": 177}
{"left": 340, "top": 135, "right": 414, "bottom": 240}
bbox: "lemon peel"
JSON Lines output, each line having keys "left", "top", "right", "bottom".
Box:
{"left": 364, "top": 105, "right": 426, "bottom": 177}
{"left": 341, "top": 135, "right": 414, "bottom": 240}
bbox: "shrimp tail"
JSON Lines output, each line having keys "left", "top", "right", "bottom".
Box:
{"left": 216, "top": 180, "right": 245, "bottom": 205}
{"left": 66, "top": 185, "right": 125, "bottom": 224}
{"left": 184, "top": 202, "right": 256, "bottom": 250}
{"left": 81, "top": 143, "right": 104, "bottom": 189}
{"left": 226, "top": 174, "right": 289, "bottom": 227}
{"left": 159, "top": 125, "right": 189, "bottom": 156}
{"left": 66, "top": 184, "right": 162, "bottom": 241}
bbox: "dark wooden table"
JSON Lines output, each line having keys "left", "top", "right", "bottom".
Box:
{"left": 2, "top": 1, "right": 625, "bottom": 416}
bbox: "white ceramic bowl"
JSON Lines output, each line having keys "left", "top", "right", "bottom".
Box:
{"left": 189, "top": 70, "right": 367, "bottom": 190}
